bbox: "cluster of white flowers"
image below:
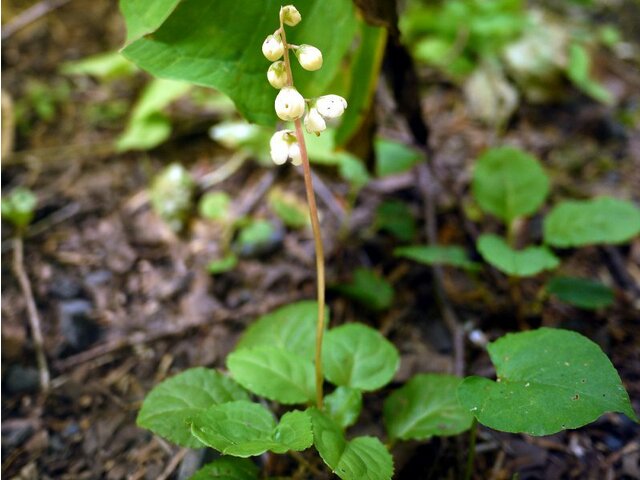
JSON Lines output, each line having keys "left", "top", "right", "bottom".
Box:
{"left": 261, "top": 5, "right": 348, "bottom": 166}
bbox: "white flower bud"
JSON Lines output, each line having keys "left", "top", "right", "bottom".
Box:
{"left": 280, "top": 5, "right": 301, "bottom": 26}
{"left": 274, "top": 86, "right": 306, "bottom": 121}
{"left": 304, "top": 107, "right": 326, "bottom": 134}
{"left": 316, "top": 94, "right": 347, "bottom": 119}
{"left": 267, "top": 61, "right": 289, "bottom": 89}
{"left": 288, "top": 142, "right": 302, "bottom": 166}
{"left": 296, "top": 44, "right": 323, "bottom": 71}
{"left": 262, "top": 34, "right": 284, "bottom": 61}
{"left": 269, "top": 131, "right": 291, "bottom": 165}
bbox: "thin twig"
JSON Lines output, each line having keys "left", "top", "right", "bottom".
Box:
{"left": 157, "top": 448, "right": 188, "bottom": 480}
{"left": 2, "top": 0, "right": 72, "bottom": 40}
{"left": 279, "top": 11, "right": 327, "bottom": 409}
{"left": 464, "top": 418, "right": 479, "bottom": 480}
{"left": 12, "top": 236, "right": 50, "bottom": 391}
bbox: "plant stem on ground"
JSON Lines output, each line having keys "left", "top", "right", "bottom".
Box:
{"left": 279, "top": 12, "right": 326, "bottom": 409}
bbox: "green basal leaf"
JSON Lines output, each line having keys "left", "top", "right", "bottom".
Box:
{"left": 268, "top": 188, "right": 309, "bottom": 229}
{"left": 199, "top": 192, "right": 232, "bottom": 221}
{"left": 227, "top": 346, "right": 315, "bottom": 404}
{"left": 334, "top": 21, "right": 387, "bottom": 146}
{"left": 334, "top": 268, "right": 394, "bottom": 311}
{"left": 148, "top": 163, "right": 196, "bottom": 232}
{"left": 191, "top": 401, "right": 312, "bottom": 457}
{"left": 116, "top": 78, "right": 191, "bottom": 152}
{"left": 472, "top": 146, "right": 549, "bottom": 223}
{"left": 136, "top": 368, "right": 249, "bottom": 448}
{"left": 207, "top": 254, "right": 238, "bottom": 275}
{"left": 546, "top": 277, "right": 615, "bottom": 310}
{"left": 309, "top": 408, "right": 393, "bottom": 480}
{"left": 119, "top": 0, "right": 181, "bottom": 43}
{"left": 394, "top": 244, "right": 479, "bottom": 271}
{"left": 233, "top": 219, "right": 279, "bottom": 257}
{"left": 567, "top": 43, "right": 614, "bottom": 105}
{"left": 477, "top": 234, "right": 559, "bottom": 277}
{"left": 543, "top": 197, "right": 640, "bottom": 248}
{"left": 324, "top": 386, "right": 363, "bottom": 429}
{"left": 60, "top": 51, "right": 137, "bottom": 80}
{"left": 374, "top": 138, "right": 422, "bottom": 178}
{"left": 375, "top": 200, "right": 417, "bottom": 243}
{"left": 121, "top": 0, "right": 358, "bottom": 126}
{"left": 235, "top": 300, "right": 324, "bottom": 360}
{"left": 458, "top": 328, "right": 638, "bottom": 436}
{"left": 1, "top": 187, "right": 37, "bottom": 229}
{"left": 189, "top": 457, "right": 258, "bottom": 480}
{"left": 323, "top": 323, "right": 400, "bottom": 391}
{"left": 384, "top": 374, "right": 473, "bottom": 441}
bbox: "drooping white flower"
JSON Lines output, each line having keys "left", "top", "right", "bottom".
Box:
{"left": 315, "top": 94, "right": 347, "bottom": 118}
{"left": 288, "top": 142, "right": 302, "bottom": 166}
{"left": 269, "top": 130, "right": 301, "bottom": 166}
{"left": 304, "top": 107, "right": 326, "bottom": 134}
{"left": 274, "top": 86, "right": 306, "bottom": 121}
{"left": 262, "top": 34, "right": 284, "bottom": 61}
{"left": 267, "top": 61, "right": 289, "bottom": 89}
{"left": 296, "top": 44, "right": 323, "bottom": 71}
{"left": 280, "top": 5, "right": 301, "bottom": 26}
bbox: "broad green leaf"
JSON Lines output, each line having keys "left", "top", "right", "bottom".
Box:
{"left": 136, "top": 368, "right": 249, "bottom": 447}
{"left": 199, "top": 192, "right": 231, "bottom": 221}
{"left": 1, "top": 187, "right": 37, "bottom": 229}
{"left": 309, "top": 409, "right": 393, "bottom": 480}
{"left": 60, "top": 51, "right": 137, "bottom": 80}
{"left": 477, "top": 234, "right": 559, "bottom": 277}
{"left": 546, "top": 277, "right": 615, "bottom": 310}
{"left": 233, "top": 219, "right": 279, "bottom": 257}
{"left": 227, "top": 346, "right": 315, "bottom": 404}
{"left": 458, "top": 328, "right": 638, "bottom": 436}
{"left": 375, "top": 200, "right": 416, "bottom": 243}
{"left": 191, "top": 401, "right": 312, "bottom": 457}
{"left": 567, "top": 43, "right": 614, "bottom": 105}
{"left": 120, "top": 0, "right": 181, "bottom": 43}
{"left": 394, "top": 245, "right": 479, "bottom": 271}
{"left": 472, "top": 146, "right": 549, "bottom": 223}
{"left": 189, "top": 457, "right": 258, "bottom": 480}
{"left": 324, "top": 387, "right": 363, "bottom": 429}
{"left": 323, "top": 323, "right": 399, "bottom": 391}
{"left": 268, "top": 188, "right": 309, "bottom": 229}
{"left": 121, "top": 1, "right": 358, "bottom": 126}
{"left": 334, "top": 268, "right": 394, "bottom": 311}
{"left": 208, "top": 254, "right": 238, "bottom": 275}
{"left": 334, "top": 22, "right": 387, "bottom": 146}
{"left": 338, "top": 154, "right": 371, "bottom": 191}
{"left": 236, "top": 300, "right": 324, "bottom": 360}
{"left": 374, "top": 138, "right": 422, "bottom": 178}
{"left": 116, "top": 78, "right": 191, "bottom": 152}
{"left": 383, "top": 374, "right": 473, "bottom": 441}
{"left": 543, "top": 197, "right": 640, "bottom": 248}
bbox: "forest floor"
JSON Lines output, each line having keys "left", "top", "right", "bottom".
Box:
{"left": 2, "top": 1, "right": 639, "bottom": 479}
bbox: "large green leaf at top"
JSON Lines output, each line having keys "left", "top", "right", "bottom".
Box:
{"left": 477, "top": 234, "right": 559, "bottom": 277}
{"left": 458, "top": 328, "right": 638, "bottom": 436}
{"left": 227, "top": 346, "right": 316, "bottom": 404}
{"left": 120, "top": 0, "right": 181, "bottom": 43}
{"left": 235, "top": 301, "right": 325, "bottom": 360}
{"left": 472, "top": 146, "right": 549, "bottom": 223}
{"left": 136, "top": 368, "right": 249, "bottom": 447}
{"left": 189, "top": 457, "right": 258, "bottom": 480}
{"left": 384, "top": 374, "right": 474, "bottom": 441}
{"left": 323, "top": 323, "right": 400, "bottom": 391}
{"left": 191, "top": 401, "right": 312, "bottom": 457}
{"left": 308, "top": 408, "right": 393, "bottom": 480}
{"left": 543, "top": 197, "right": 640, "bottom": 248}
{"left": 121, "top": 0, "right": 358, "bottom": 125}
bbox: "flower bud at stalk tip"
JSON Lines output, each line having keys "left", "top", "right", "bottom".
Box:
{"left": 281, "top": 5, "right": 301, "bottom": 26}
{"left": 315, "top": 94, "right": 348, "bottom": 118}
{"left": 267, "top": 61, "right": 289, "bottom": 89}
{"left": 262, "top": 34, "right": 284, "bottom": 61}
{"left": 274, "top": 86, "right": 306, "bottom": 121}
{"left": 296, "top": 44, "right": 323, "bottom": 71}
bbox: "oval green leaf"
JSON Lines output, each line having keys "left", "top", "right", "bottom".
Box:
{"left": 189, "top": 457, "right": 258, "bottom": 480}
{"left": 227, "top": 346, "right": 315, "bottom": 404}
{"left": 323, "top": 323, "right": 400, "bottom": 391}
{"left": 384, "top": 374, "right": 474, "bottom": 441}
{"left": 472, "top": 146, "right": 549, "bottom": 223}
{"left": 394, "top": 244, "right": 479, "bottom": 271}
{"left": 334, "top": 268, "right": 394, "bottom": 311}
{"left": 136, "top": 368, "right": 249, "bottom": 447}
{"left": 324, "top": 386, "right": 363, "bottom": 429}
{"left": 458, "top": 328, "right": 638, "bottom": 436}
{"left": 543, "top": 197, "right": 640, "bottom": 248}
{"left": 546, "top": 277, "right": 615, "bottom": 310}
{"left": 477, "top": 234, "right": 559, "bottom": 277}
